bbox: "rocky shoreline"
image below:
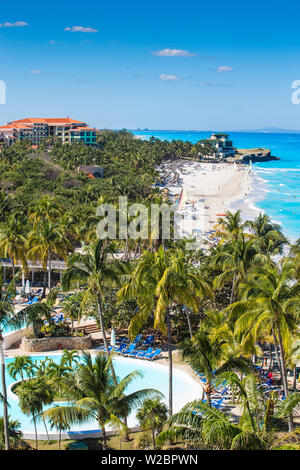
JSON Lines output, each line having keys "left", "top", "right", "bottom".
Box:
{"left": 231, "top": 148, "right": 279, "bottom": 164}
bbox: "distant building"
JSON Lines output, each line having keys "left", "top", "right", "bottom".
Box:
{"left": 206, "top": 133, "right": 235, "bottom": 158}
{"left": 77, "top": 165, "right": 104, "bottom": 178}
{"left": 0, "top": 117, "right": 99, "bottom": 147}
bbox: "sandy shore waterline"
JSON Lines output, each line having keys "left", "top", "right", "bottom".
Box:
{"left": 159, "top": 160, "right": 253, "bottom": 239}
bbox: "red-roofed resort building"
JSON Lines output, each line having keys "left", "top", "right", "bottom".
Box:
{"left": 0, "top": 117, "right": 99, "bottom": 146}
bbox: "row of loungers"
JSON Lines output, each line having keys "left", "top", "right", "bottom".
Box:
{"left": 97, "top": 343, "right": 162, "bottom": 361}
{"left": 195, "top": 371, "right": 231, "bottom": 409}
{"left": 195, "top": 368, "right": 285, "bottom": 410}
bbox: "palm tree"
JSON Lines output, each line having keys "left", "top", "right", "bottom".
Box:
{"left": 62, "top": 240, "right": 127, "bottom": 358}
{"left": 136, "top": 398, "right": 168, "bottom": 449}
{"left": 0, "top": 273, "right": 23, "bottom": 451}
{"left": 28, "top": 220, "right": 72, "bottom": 296}
{"left": 181, "top": 329, "right": 255, "bottom": 407}
{"left": 62, "top": 293, "right": 83, "bottom": 333}
{"left": 228, "top": 258, "right": 300, "bottom": 431}
{"left": 212, "top": 232, "right": 262, "bottom": 304}
{"left": 0, "top": 189, "right": 11, "bottom": 222}
{"left": 7, "top": 356, "right": 36, "bottom": 382}
{"left": 61, "top": 350, "right": 80, "bottom": 368}
{"left": 28, "top": 195, "right": 62, "bottom": 226}
{"left": 0, "top": 214, "right": 28, "bottom": 277}
{"left": 45, "top": 358, "right": 73, "bottom": 379}
{"left": 246, "top": 213, "right": 288, "bottom": 255}
{"left": 16, "top": 377, "right": 53, "bottom": 449}
{"left": 157, "top": 399, "right": 264, "bottom": 450}
{"left": 0, "top": 417, "right": 23, "bottom": 450}
{"left": 18, "top": 294, "right": 54, "bottom": 339}
{"left": 215, "top": 210, "right": 245, "bottom": 241}
{"left": 118, "top": 246, "right": 209, "bottom": 415}
{"left": 44, "top": 352, "right": 162, "bottom": 450}
{"left": 158, "top": 386, "right": 299, "bottom": 449}
{"left": 44, "top": 405, "right": 70, "bottom": 450}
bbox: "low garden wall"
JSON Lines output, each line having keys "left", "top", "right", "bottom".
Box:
{"left": 3, "top": 326, "right": 31, "bottom": 350}
{"left": 20, "top": 334, "right": 93, "bottom": 352}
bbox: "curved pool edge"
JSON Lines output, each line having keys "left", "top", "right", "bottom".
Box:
{"left": 5, "top": 350, "right": 203, "bottom": 440}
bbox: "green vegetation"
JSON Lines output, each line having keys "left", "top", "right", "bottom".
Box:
{"left": 0, "top": 132, "right": 299, "bottom": 451}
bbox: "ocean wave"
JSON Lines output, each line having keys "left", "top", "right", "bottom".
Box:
{"left": 256, "top": 167, "right": 300, "bottom": 172}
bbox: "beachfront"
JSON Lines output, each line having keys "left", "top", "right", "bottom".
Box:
{"left": 158, "top": 160, "right": 251, "bottom": 242}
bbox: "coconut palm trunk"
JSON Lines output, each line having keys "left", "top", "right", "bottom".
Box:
{"left": 48, "top": 256, "right": 52, "bottom": 293}
{"left": 230, "top": 275, "right": 236, "bottom": 304}
{"left": 96, "top": 293, "right": 110, "bottom": 355}
{"left": 273, "top": 329, "right": 282, "bottom": 375}
{"left": 205, "top": 382, "right": 212, "bottom": 408}
{"left": 152, "top": 429, "right": 156, "bottom": 450}
{"left": 293, "top": 366, "right": 297, "bottom": 392}
{"left": 185, "top": 310, "right": 193, "bottom": 338}
{"left": 42, "top": 269, "right": 47, "bottom": 298}
{"left": 33, "top": 414, "right": 38, "bottom": 449}
{"left": 100, "top": 423, "right": 107, "bottom": 450}
{"left": 42, "top": 415, "right": 50, "bottom": 444}
{"left": 11, "top": 259, "right": 15, "bottom": 279}
{"left": 0, "top": 334, "right": 10, "bottom": 450}
{"left": 166, "top": 309, "right": 173, "bottom": 416}
{"left": 274, "top": 317, "right": 293, "bottom": 432}
{"left": 96, "top": 293, "right": 118, "bottom": 386}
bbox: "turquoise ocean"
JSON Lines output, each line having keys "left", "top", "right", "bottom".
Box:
{"left": 133, "top": 130, "right": 300, "bottom": 243}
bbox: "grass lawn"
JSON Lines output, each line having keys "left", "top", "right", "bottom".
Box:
{"left": 25, "top": 433, "right": 145, "bottom": 451}
{"left": 24, "top": 432, "right": 186, "bottom": 451}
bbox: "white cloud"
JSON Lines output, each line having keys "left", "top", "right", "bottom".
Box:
{"left": 216, "top": 65, "right": 233, "bottom": 73}
{"left": 64, "top": 26, "right": 98, "bottom": 33}
{"left": 49, "top": 40, "right": 56, "bottom": 44}
{"left": 160, "top": 73, "right": 180, "bottom": 81}
{"left": 30, "top": 70, "right": 42, "bottom": 74}
{"left": 152, "top": 48, "right": 196, "bottom": 57}
{"left": 0, "top": 21, "right": 28, "bottom": 28}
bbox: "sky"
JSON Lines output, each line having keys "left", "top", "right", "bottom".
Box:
{"left": 1, "top": 0, "right": 300, "bottom": 130}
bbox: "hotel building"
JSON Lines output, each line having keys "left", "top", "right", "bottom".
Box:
{"left": 0, "top": 117, "right": 98, "bottom": 146}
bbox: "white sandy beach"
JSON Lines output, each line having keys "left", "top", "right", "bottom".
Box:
{"left": 159, "top": 160, "right": 252, "bottom": 244}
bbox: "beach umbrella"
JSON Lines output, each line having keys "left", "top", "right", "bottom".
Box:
{"left": 110, "top": 328, "right": 116, "bottom": 347}
{"left": 25, "top": 280, "right": 31, "bottom": 295}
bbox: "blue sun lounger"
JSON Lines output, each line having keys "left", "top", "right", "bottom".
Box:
{"left": 144, "top": 348, "right": 162, "bottom": 360}
{"left": 122, "top": 344, "right": 136, "bottom": 356}
{"left": 114, "top": 343, "right": 127, "bottom": 354}
{"left": 132, "top": 334, "right": 142, "bottom": 344}
{"left": 128, "top": 348, "right": 144, "bottom": 358}
{"left": 143, "top": 335, "right": 154, "bottom": 346}
{"left": 135, "top": 347, "right": 154, "bottom": 359}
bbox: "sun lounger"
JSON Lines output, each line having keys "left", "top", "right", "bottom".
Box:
{"left": 24, "top": 296, "right": 39, "bottom": 306}
{"left": 113, "top": 342, "right": 127, "bottom": 353}
{"left": 144, "top": 348, "right": 162, "bottom": 360}
{"left": 135, "top": 347, "right": 153, "bottom": 359}
{"left": 132, "top": 334, "right": 142, "bottom": 344}
{"left": 122, "top": 344, "right": 136, "bottom": 356}
{"left": 128, "top": 348, "right": 144, "bottom": 358}
{"left": 143, "top": 335, "right": 154, "bottom": 346}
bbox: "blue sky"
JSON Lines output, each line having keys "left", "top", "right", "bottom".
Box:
{"left": 1, "top": 0, "right": 300, "bottom": 130}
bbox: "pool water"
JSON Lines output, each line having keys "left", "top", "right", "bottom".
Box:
{"left": 4, "top": 353, "right": 200, "bottom": 435}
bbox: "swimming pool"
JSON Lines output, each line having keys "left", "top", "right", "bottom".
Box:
{"left": 4, "top": 353, "right": 201, "bottom": 437}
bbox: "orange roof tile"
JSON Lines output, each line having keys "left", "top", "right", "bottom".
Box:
{"left": 70, "top": 127, "right": 95, "bottom": 131}
{"left": 10, "top": 117, "right": 86, "bottom": 125}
